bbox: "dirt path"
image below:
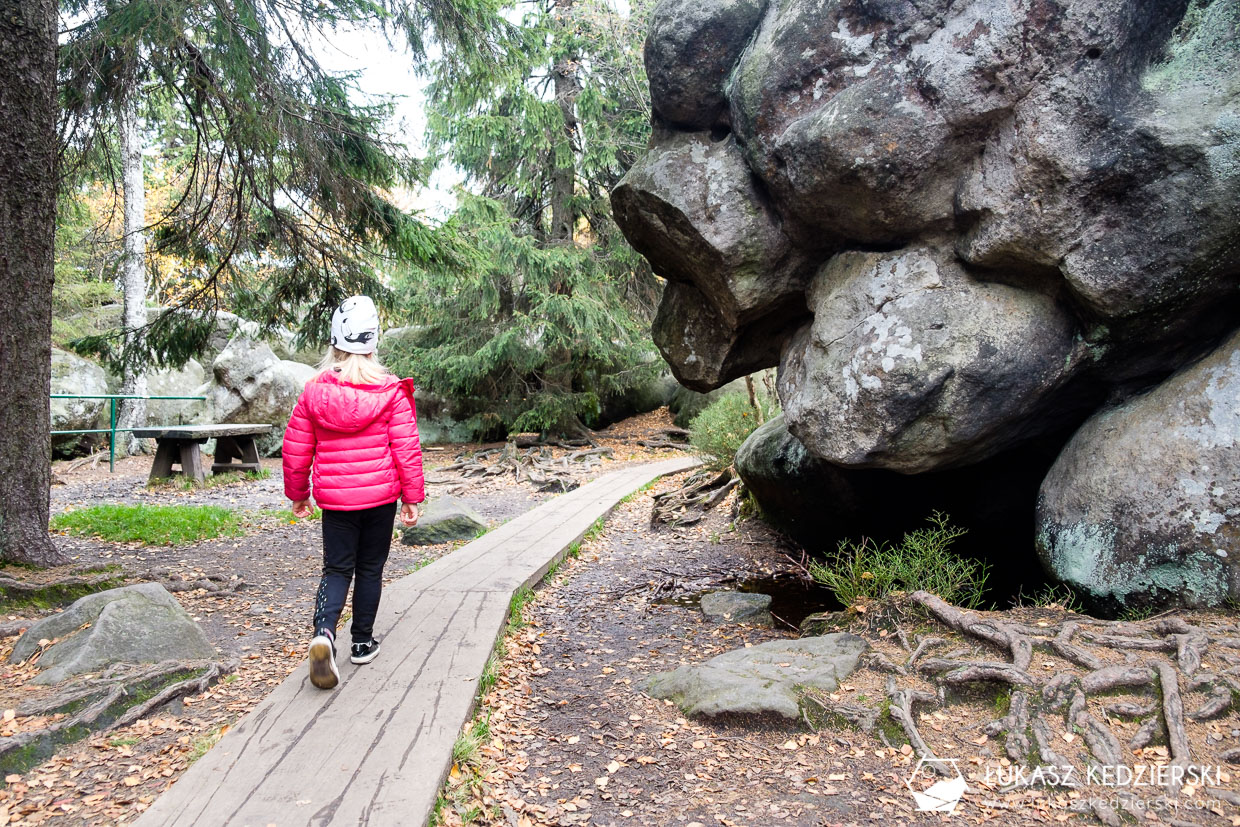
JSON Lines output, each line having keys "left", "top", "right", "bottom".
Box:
{"left": 444, "top": 477, "right": 1240, "bottom": 827}
{"left": 0, "top": 412, "right": 686, "bottom": 826}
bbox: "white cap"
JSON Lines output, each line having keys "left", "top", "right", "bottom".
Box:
{"left": 330, "top": 295, "right": 380, "bottom": 354}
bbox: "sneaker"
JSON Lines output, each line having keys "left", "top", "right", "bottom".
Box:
{"left": 308, "top": 632, "right": 339, "bottom": 690}
{"left": 350, "top": 639, "right": 380, "bottom": 665}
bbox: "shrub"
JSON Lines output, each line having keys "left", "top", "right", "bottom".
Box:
{"left": 51, "top": 504, "right": 242, "bottom": 545}
{"left": 809, "top": 512, "right": 988, "bottom": 608}
{"left": 688, "top": 390, "right": 778, "bottom": 470}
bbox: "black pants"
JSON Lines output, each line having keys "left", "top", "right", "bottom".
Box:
{"left": 313, "top": 501, "right": 397, "bottom": 644}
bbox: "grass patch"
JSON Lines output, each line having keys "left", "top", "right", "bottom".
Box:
{"left": 618, "top": 480, "right": 657, "bottom": 505}
{"left": 688, "top": 389, "right": 778, "bottom": 471}
{"left": 51, "top": 504, "right": 243, "bottom": 545}
{"left": 808, "top": 512, "right": 988, "bottom": 609}
{"left": 188, "top": 725, "right": 228, "bottom": 764}
{"left": 583, "top": 516, "right": 606, "bottom": 542}
{"left": 407, "top": 556, "right": 436, "bottom": 573}
{"left": 1012, "top": 583, "right": 1081, "bottom": 612}
{"left": 252, "top": 506, "right": 321, "bottom": 526}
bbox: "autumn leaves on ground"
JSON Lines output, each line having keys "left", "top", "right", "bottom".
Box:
{"left": 2, "top": 409, "right": 1240, "bottom": 826}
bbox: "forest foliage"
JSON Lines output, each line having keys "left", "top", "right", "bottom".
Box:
{"left": 55, "top": 0, "right": 665, "bottom": 437}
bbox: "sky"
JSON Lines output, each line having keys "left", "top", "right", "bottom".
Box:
{"left": 309, "top": 24, "right": 462, "bottom": 218}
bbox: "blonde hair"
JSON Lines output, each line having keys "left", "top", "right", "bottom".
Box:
{"left": 318, "top": 347, "right": 389, "bottom": 385}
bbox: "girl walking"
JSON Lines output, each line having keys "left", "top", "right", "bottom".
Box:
{"left": 282, "top": 296, "right": 425, "bottom": 689}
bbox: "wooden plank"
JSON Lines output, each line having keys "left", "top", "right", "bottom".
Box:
{"left": 148, "top": 441, "right": 176, "bottom": 482}
{"left": 179, "top": 441, "right": 206, "bottom": 483}
{"left": 135, "top": 456, "right": 699, "bottom": 827}
{"left": 132, "top": 424, "right": 273, "bottom": 439}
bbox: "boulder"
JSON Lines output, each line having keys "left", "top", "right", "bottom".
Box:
{"left": 197, "top": 310, "right": 318, "bottom": 367}
{"left": 646, "top": 633, "right": 866, "bottom": 719}
{"left": 145, "top": 358, "right": 209, "bottom": 425}
{"left": 613, "top": 132, "right": 811, "bottom": 390}
{"left": 11, "top": 583, "right": 218, "bottom": 685}
{"left": 400, "top": 496, "right": 488, "bottom": 546}
{"left": 411, "top": 389, "right": 480, "bottom": 444}
{"left": 645, "top": 0, "right": 767, "bottom": 129}
{"left": 211, "top": 334, "right": 316, "bottom": 456}
{"left": 613, "top": 0, "right": 1240, "bottom": 586}
{"left": 780, "top": 247, "right": 1084, "bottom": 472}
{"left": 699, "top": 591, "right": 772, "bottom": 626}
{"left": 1037, "top": 329, "right": 1240, "bottom": 613}
{"left": 50, "top": 348, "right": 109, "bottom": 456}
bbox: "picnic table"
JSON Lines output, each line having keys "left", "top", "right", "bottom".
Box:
{"left": 131, "top": 424, "right": 273, "bottom": 484}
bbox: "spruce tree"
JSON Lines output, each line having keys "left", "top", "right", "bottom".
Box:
{"left": 0, "top": 0, "right": 509, "bottom": 565}
{"left": 58, "top": 0, "right": 509, "bottom": 365}
{"left": 388, "top": 0, "right": 662, "bottom": 436}
{"left": 0, "top": 0, "right": 66, "bottom": 566}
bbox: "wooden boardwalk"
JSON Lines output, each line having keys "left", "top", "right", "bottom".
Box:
{"left": 136, "top": 457, "right": 698, "bottom": 827}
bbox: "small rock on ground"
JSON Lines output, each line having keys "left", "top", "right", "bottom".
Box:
{"left": 699, "top": 590, "right": 773, "bottom": 626}
{"left": 12, "top": 583, "right": 218, "bottom": 685}
{"left": 400, "top": 495, "right": 487, "bottom": 546}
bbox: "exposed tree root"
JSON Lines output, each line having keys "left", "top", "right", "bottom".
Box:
{"left": 827, "top": 593, "right": 1240, "bottom": 818}
{"left": 436, "top": 443, "right": 615, "bottom": 493}
{"left": 138, "top": 568, "right": 246, "bottom": 594}
{"left": 109, "top": 659, "right": 236, "bottom": 730}
{"left": 651, "top": 468, "right": 737, "bottom": 527}
{"left": 884, "top": 677, "right": 947, "bottom": 775}
{"left": 0, "top": 658, "right": 235, "bottom": 766}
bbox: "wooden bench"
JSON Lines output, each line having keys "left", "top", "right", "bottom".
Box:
{"left": 131, "top": 424, "right": 273, "bottom": 484}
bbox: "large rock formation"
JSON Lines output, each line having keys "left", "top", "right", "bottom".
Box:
{"left": 50, "top": 348, "right": 110, "bottom": 456}
{"left": 1037, "top": 330, "right": 1240, "bottom": 612}
{"left": 614, "top": 0, "right": 1240, "bottom": 610}
{"left": 211, "top": 335, "right": 317, "bottom": 456}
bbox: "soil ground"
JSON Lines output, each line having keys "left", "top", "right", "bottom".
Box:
{"left": 2, "top": 409, "right": 1239, "bottom": 826}
{"left": 441, "top": 483, "right": 1240, "bottom": 827}
{"left": 0, "top": 412, "right": 680, "bottom": 825}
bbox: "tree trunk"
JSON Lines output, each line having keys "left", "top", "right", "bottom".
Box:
{"left": 0, "top": 0, "right": 68, "bottom": 566}
{"left": 117, "top": 93, "right": 148, "bottom": 453}
{"left": 549, "top": 0, "right": 581, "bottom": 245}
{"left": 745, "top": 374, "right": 765, "bottom": 425}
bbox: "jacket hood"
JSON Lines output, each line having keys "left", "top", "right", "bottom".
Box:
{"left": 302, "top": 371, "right": 412, "bottom": 433}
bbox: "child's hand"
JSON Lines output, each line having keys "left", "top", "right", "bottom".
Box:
{"left": 291, "top": 499, "right": 312, "bottom": 519}
{"left": 400, "top": 503, "right": 419, "bottom": 527}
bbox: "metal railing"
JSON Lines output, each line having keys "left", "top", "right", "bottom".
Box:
{"left": 50, "top": 394, "right": 207, "bottom": 472}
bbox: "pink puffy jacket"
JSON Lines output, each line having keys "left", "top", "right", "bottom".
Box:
{"left": 282, "top": 371, "right": 426, "bottom": 511}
